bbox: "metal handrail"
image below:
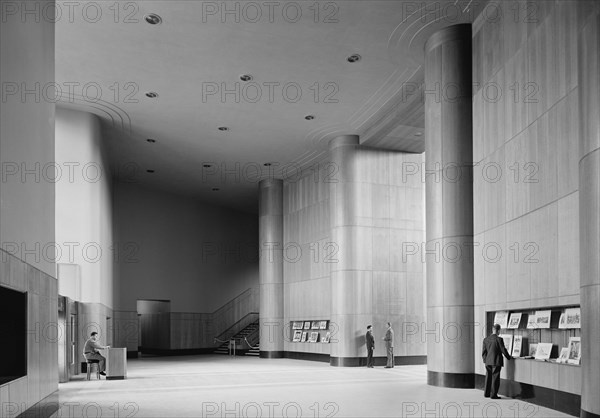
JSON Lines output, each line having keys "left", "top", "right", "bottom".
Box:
{"left": 244, "top": 337, "right": 259, "bottom": 350}
{"left": 214, "top": 312, "right": 259, "bottom": 342}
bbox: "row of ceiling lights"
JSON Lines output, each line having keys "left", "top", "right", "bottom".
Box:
{"left": 140, "top": 12, "right": 364, "bottom": 190}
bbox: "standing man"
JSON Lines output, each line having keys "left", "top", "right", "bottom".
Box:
{"left": 382, "top": 322, "right": 394, "bottom": 368}
{"left": 365, "top": 325, "right": 375, "bottom": 368}
{"left": 83, "top": 332, "right": 110, "bottom": 376}
{"left": 482, "top": 324, "right": 512, "bottom": 399}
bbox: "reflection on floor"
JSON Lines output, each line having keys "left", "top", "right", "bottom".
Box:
{"left": 54, "top": 355, "right": 572, "bottom": 417}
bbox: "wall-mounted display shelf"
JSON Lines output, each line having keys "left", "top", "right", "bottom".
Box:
{"left": 488, "top": 306, "right": 581, "bottom": 365}
{"left": 290, "top": 320, "right": 330, "bottom": 343}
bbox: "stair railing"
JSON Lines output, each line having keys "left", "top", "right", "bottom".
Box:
{"left": 214, "top": 312, "right": 259, "bottom": 346}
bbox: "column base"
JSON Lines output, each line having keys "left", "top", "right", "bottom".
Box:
{"left": 259, "top": 350, "right": 284, "bottom": 358}
{"left": 581, "top": 410, "right": 600, "bottom": 418}
{"left": 427, "top": 370, "right": 475, "bottom": 388}
{"left": 331, "top": 355, "right": 427, "bottom": 367}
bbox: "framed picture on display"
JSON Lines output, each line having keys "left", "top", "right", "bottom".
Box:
{"left": 512, "top": 335, "right": 523, "bottom": 357}
{"left": 308, "top": 332, "right": 319, "bottom": 343}
{"left": 292, "top": 330, "right": 302, "bottom": 342}
{"left": 292, "top": 321, "right": 303, "bottom": 330}
{"left": 303, "top": 322, "right": 311, "bottom": 330}
{"left": 311, "top": 321, "right": 320, "bottom": 330}
{"left": 526, "top": 314, "right": 537, "bottom": 329}
{"left": 500, "top": 334, "right": 513, "bottom": 355}
{"left": 558, "top": 313, "right": 567, "bottom": 329}
{"left": 535, "top": 310, "right": 551, "bottom": 329}
{"left": 319, "top": 321, "right": 328, "bottom": 330}
{"left": 301, "top": 332, "right": 307, "bottom": 342}
{"left": 322, "top": 332, "right": 331, "bottom": 343}
{"left": 557, "top": 347, "right": 569, "bottom": 363}
{"left": 529, "top": 344, "right": 538, "bottom": 357}
{"left": 565, "top": 308, "right": 581, "bottom": 329}
{"left": 493, "top": 311, "right": 509, "bottom": 329}
{"left": 567, "top": 337, "right": 581, "bottom": 364}
{"left": 508, "top": 313, "right": 522, "bottom": 329}
{"left": 534, "top": 343, "right": 553, "bottom": 360}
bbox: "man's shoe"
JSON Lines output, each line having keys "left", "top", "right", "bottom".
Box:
{"left": 99, "top": 372, "right": 106, "bottom": 376}
{"left": 384, "top": 366, "right": 392, "bottom": 368}
{"left": 484, "top": 395, "right": 490, "bottom": 398}
{"left": 491, "top": 396, "right": 500, "bottom": 399}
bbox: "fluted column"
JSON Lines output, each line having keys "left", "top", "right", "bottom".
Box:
{"left": 579, "top": 6, "right": 600, "bottom": 417}
{"left": 258, "top": 179, "right": 284, "bottom": 357}
{"left": 424, "top": 24, "right": 475, "bottom": 388}
{"left": 329, "top": 135, "right": 369, "bottom": 366}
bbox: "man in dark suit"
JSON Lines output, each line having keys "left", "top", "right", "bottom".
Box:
{"left": 482, "top": 324, "right": 512, "bottom": 399}
{"left": 365, "top": 325, "right": 375, "bottom": 368}
{"left": 383, "top": 322, "right": 394, "bottom": 368}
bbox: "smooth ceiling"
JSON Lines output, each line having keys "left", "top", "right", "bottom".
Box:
{"left": 55, "top": 0, "right": 483, "bottom": 212}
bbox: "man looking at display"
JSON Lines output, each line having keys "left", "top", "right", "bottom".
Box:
{"left": 482, "top": 324, "right": 512, "bottom": 399}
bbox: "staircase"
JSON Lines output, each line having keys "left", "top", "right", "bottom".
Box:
{"left": 214, "top": 320, "right": 259, "bottom": 355}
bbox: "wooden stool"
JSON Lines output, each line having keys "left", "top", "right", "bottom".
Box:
{"left": 86, "top": 360, "right": 100, "bottom": 380}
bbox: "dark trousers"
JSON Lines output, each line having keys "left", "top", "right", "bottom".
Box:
{"left": 85, "top": 353, "right": 106, "bottom": 373}
{"left": 367, "top": 347, "right": 374, "bottom": 367}
{"left": 484, "top": 365, "right": 502, "bottom": 397}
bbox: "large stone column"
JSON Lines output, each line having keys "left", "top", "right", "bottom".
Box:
{"left": 579, "top": 6, "right": 600, "bottom": 417}
{"left": 328, "top": 135, "right": 368, "bottom": 366}
{"left": 424, "top": 24, "right": 475, "bottom": 388}
{"left": 258, "top": 179, "right": 284, "bottom": 357}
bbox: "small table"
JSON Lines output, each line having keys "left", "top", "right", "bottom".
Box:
{"left": 100, "top": 348, "right": 127, "bottom": 380}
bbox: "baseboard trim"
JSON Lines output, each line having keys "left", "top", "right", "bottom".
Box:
{"left": 475, "top": 374, "right": 581, "bottom": 416}
{"left": 581, "top": 409, "right": 600, "bottom": 418}
{"left": 284, "top": 351, "right": 330, "bottom": 363}
{"left": 428, "top": 371, "right": 475, "bottom": 388}
{"left": 17, "top": 390, "right": 58, "bottom": 418}
{"left": 139, "top": 347, "right": 215, "bottom": 356}
{"left": 259, "top": 351, "right": 285, "bottom": 358}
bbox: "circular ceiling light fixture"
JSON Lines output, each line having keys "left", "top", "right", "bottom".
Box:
{"left": 415, "top": 132, "right": 423, "bottom": 137}
{"left": 146, "top": 138, "right": 156, "bottom": 143}
{"left": 146, "top": 169, "right": 155, "bottom": 173}
{"left": 347, "top": 54, "right": 362, "bottom": 63}
{"left": 218, "top": 126, "right": 229, "bottom": 131}
{"left": 263, "top": 162, "right": 272, "bottom": 167}
{"left": 212, "top": 188, "right": 220, "bottom": 191}
{"left": 144, "top": 14, "right": 162, "bottom": 25}
{"left": 304, "top": 115, "right": 315, "bottom": 120}
{"left": 145, "top": 92, "right": 159, "bottom": 98}
{"left": 240, "top": 74, "right": 253, "bottom": 82}
{"left": 203, "top": 164, "right": 212, "bottom": 168}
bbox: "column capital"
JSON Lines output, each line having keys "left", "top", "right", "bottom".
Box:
{"left": 328, "top": 135, "right": 359, "bottom": 151}
{"left": 425, "top": 23, "right": 471, "bottom": 53}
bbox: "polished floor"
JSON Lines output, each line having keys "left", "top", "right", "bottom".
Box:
{"left": 54, "top": 355, "right": 572, "bottom": 417}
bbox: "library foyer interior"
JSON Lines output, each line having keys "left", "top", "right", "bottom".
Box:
{"left": 1, "top": 0, "right": 600, "bottom": 417}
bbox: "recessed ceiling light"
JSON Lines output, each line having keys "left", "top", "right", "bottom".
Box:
{"left": 145, "top": 92, "right": 159, "bottom": 98}
{"left": 263, "top": 163, "right": 272, "bottom": 167}
{"left": 347, "top": 54, "right": 361, "bottom": 63}
{"left": 305, "top": 115, "right": 315, "bottom": 120}
{"left": 147, "top": 138, "right": 156, "bottom": 143}
{"left": 146, "top": 169, "right": 155, "bottom": 173}
{"left": 212, "top": 188, "right": 220, "bottom": 191}
{"left": 218, "top": 126, "right": 229, "bottom": 131}
{"left": 144, "top": 14, "right": 162, "bottom": 25}
{"left": 203, "top": 164, "right": 212, "bottom": 168}
{"left": 240, "top": 74, "right": 253, "bottom": 82}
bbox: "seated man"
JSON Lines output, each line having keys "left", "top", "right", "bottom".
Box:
{"left": 83, "top": 332, "right": 110, "bottom": 376}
